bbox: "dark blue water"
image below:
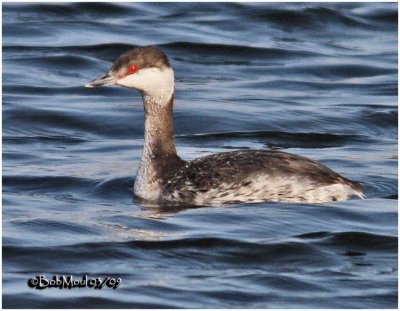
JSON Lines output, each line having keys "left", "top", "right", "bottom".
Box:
{"left": 3, "top": 2, "right": 398, "bottom": 308}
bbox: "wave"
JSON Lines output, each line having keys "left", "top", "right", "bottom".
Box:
{"left": 3, "top": 175, "right": 96, "bottom": 192}
{"left": 3, "top": 135, "right": 87, "bottom": 144}
{"left": 7, "top": 2, "right": 131, "bottom": 18}
{"left": 3, "top": 41, "right": 319, "bottom": 62}
{"left": 360, "top": 109, "right": 398, "bottom": 128}
{"left": 3, "top": 174, "right": 136, "bottom": 200}
{"left": 93, "top": 177, "right": 134, "bottom": 198}
{"left": 178, "top": 131, "right": 367, "bottom": 149}
{"left": 296, "top": 231, "right": 397, "bottom": 250}
{"left": 2, "top": 294, "right": 171, "bottom": 309}
{"left": 5, "top": 231, "right": 397, "bottom": 262}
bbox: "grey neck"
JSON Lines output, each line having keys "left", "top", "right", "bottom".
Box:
{"left": 143, "top": 93, "right": 177, "bottom": 158}
{"left": 134, "top": 92, "right": 184, "bottom": 201}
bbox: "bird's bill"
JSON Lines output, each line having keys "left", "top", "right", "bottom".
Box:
{"left": 84, "top": 74, "right": 118, "bottom": 88}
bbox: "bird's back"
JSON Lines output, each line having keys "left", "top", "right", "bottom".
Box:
{"left": 161, "top": 150, "right": 363, "bottom": 205}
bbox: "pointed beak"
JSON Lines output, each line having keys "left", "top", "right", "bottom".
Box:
{"left": 85, "top": 74, "right": 118, "bottom": 88}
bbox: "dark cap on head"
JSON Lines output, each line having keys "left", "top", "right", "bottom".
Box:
{"left": 111, "top": 46, "right": 171, "bottom": 73}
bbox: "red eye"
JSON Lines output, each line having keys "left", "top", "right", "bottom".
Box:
{"left": 127, "top": 64, "right": 139, "bottom": 74}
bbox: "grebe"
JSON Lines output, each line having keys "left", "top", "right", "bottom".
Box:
{"left": 85, "top": 45, "right": 364, "bottom": 205}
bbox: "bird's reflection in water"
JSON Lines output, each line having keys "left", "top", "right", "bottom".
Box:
{"left": 134, "top": 198, "right": 205, "bottom": 220}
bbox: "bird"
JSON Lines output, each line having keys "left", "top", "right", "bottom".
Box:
{"left": 85, "top": 45, "right": 364, "bottom": 206}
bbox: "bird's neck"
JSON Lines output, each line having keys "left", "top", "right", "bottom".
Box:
{"left": 143, "top": 93, "right": 177, "bottom": 157}
{"left": 134, "top": 92, "right": 184, "bottom": 201}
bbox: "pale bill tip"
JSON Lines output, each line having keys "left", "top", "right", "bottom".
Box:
{"left": 84, "top": 75, "right": 118, "bottom": 88}
{"left": 84, "top": 82, "right": 95, "bottom": 88}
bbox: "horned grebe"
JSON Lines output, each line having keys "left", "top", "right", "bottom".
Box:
{"left": 85, "top": 45, "right": 364, "bottom": 205}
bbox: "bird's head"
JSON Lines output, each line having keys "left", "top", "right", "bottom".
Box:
{"left": 85, "top": 45, "right": 174, "bottom": 98}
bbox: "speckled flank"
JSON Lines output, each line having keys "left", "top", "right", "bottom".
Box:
{"left": 161, "top": 150, "right": 363, "bottom": 205}
{"left": 86, "top": 45, "right": 364, "bottom": 206}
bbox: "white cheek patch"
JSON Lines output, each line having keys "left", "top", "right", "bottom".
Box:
{"left": 117, "top": 67, "right": 175, "bottom": 98}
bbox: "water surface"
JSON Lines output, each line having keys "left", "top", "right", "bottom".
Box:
{"left": 3, "top": 2, "right": 398, "bottom": 308}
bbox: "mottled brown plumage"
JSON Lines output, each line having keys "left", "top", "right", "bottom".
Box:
{"left": 161, "top": 150, "right": 363, "bottom": 205}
